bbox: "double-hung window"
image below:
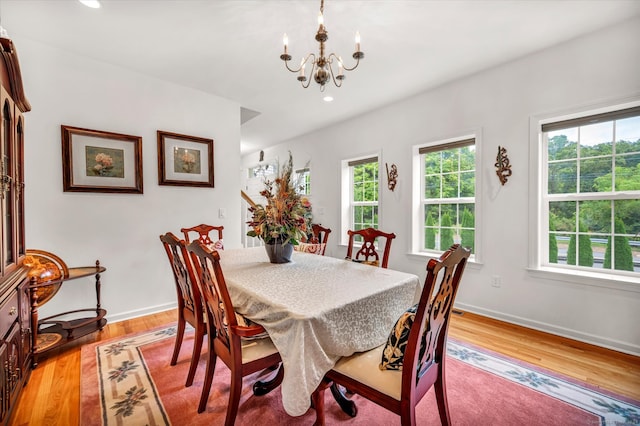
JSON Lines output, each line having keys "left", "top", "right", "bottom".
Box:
{"left": 341, "top": 156, "right": 379, "bottom": 243}
{"left": 295, "top": 168, "right": 311, "bottom": 195}
{"left": 415, "top": 138, "right": 477, "bottom": 256}
{"left": 540, "top": 106, "right": 640, "bottom": 278}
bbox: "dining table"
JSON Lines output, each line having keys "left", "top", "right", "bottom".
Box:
{"left": 219, "top": 246, "right": 421, "bottom": 417}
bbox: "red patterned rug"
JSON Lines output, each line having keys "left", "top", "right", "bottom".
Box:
{"left": 80, "top": 324, "right": 639, "bottom": 425}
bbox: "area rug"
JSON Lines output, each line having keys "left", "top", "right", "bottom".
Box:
{"left": 80, "top": 324, "right": 640, "bottom": 425}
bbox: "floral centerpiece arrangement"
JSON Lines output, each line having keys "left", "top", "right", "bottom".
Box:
{"left": 247, "top": 152, "right": 312, "bottom": 262}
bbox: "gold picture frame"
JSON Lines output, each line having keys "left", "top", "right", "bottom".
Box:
{"left": 157, "top": 130, "right": 214, "bottom": 187}
{"left": 61, "top": 125, "right": 143, "bottom": 194}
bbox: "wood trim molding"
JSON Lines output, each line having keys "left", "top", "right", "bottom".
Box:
{"left": 0, "top": 37, "right": 31, "bottom": 113}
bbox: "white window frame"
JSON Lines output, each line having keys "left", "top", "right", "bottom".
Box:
{"left": 411, "top": 133, "right": 482, "bottom": 264}
{"left": 295, "top": 167, "right": 311, "bottom": 195}
{"left": 528, "top": 98, "right": 640, "bottom": 291}
{"left": 341, "top": 153, "right": 380, "bottom": 246}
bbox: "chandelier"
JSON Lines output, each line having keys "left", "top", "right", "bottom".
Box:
{"left": 280, "top": 0, "right": 364, "bottom": 91}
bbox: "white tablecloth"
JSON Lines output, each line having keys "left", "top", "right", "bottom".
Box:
{"left": 220, "top": 247, "right": 420, "bottom": 416}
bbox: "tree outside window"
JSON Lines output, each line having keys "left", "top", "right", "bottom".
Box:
{"left": 544, "top": 108, "right": 640, "bottom": 275}
{"left": 422, "top": 140, "right": 476, "bottom": 254}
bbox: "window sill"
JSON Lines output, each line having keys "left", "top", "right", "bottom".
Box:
{"left": 527, "top": 266, "right": 640, "bottom": 293}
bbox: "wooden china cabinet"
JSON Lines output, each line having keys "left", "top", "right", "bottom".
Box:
{"left": 0, "top": 35, "right": 31, "bottom": 425}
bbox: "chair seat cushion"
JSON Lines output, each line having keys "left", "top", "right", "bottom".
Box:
{"left": 349, "top": 258, "right": 380, "bottom": 267}
{"left": 294, "top": 242, "right": 325, "bottom": 255}
{"left": 206, "top": 239, "right": 224, "bottom": 250}
{"left": 235, "top": 312, "right": 269, "bottom": 340}
{"left": 379, "top": 304, "right": 418, "bottom": 370}
{"left": 241, "top": 335, "right": 278, "bottom": 364}
{"left": 332, "top": 345, "right": 402, "bottom": 401}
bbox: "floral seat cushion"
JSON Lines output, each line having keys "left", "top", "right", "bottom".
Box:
{"left": 206, "top": 239, "right": 224, "bottom": 250}
{"left": 294, "top": 242, "right": 325, "bottom": 255}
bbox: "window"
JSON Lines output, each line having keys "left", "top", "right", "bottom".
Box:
{"left": 295, "top": 168, "right": 310, "bottom": 195}
{"left": 341, "top": 155, "right": 379, "bottom": 243}
{"left": 416, "top": 138, "right": 476, "bottom": 255}
{"left": 540, "top": 105, "right": 640, "bottom": 278}
{"left": 249, "top": 162, "right": 276, "bottom": 179}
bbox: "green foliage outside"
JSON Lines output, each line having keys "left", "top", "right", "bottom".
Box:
{"left": 440, "top": 213, "right": 454, "bottom": 250}
{"left": 423, "top": 145, "right": 476, "bottom": 253}
{"left": 547, "top": 134, "right": 640, "bottom": 239}
{"left": 548, "top": 216, "right": 558, "bottom": 264}
{"left": 352, "top": 162, "right": 379, "bottom": 233}
{"left": 424, "top": 146, "right": 475, "bottom": 199}
{"left": 603, "top": 218, "right": 634, "bottom": 271}
{"left": 425, "top": 211, "right": 436, "bottom": 250}
{"left": 460, "top": 209, "right": 474, "bottom": 252}
{"left": 547, "top": 123, "right": 639, "bottom": 273}
{"left": 353, "top": 162, "right": 378, "bottom": 202}
{"left": 566, "top": 223, "right": 593, "bottom": 267}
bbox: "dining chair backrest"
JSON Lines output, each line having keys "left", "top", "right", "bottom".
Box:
{"left": 181, "top": 224, "right": 224, "bottom": 248}
{"left": 187, "top": 240, "right": 236, "bottom": 350}
{"left": 345, "top": 227, "right": 396, "bottom": 268}
{"left": 316, "top": 244, "right": 471, "bottom": 426}
{"left": 159, "top": 232, "right": 206, "bottom": 386}
{"left": 186, "top": 240, "right": 282, "bottom": 423}
{"left": 310, "top": 224, "right": 331, "bottom": 255}
{"left": 160, "top": 232, "right": 203, "bottom": 329}
{"left": 402, "top": 244, "right": 470, "bottom": 408}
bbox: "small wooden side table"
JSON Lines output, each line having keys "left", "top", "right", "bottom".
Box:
{"left": 29, "top": 260, "right": 106, "bottom": 366}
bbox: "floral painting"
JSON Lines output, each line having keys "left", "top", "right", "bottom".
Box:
{"left": 173, "top": 148, "right": 201, "bottom": 174}
{"left": 157, "top": 130, "right": 214, "bottom": 187}
{"left": 85, "top": 146, "right": 125, "bottom": 178}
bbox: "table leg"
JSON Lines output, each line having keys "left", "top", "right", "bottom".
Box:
{"left": 252, "top": 363, "right": 284, "bottom": 396}
{"left": 330, "top": 383, "right": 357, "bottom": 417}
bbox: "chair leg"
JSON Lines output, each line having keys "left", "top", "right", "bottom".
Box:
{"left": 225, "top": 368, "right": 243, "bottom": 426}
{"left": 434, "top": 359, "right": 451, "bottom": 426}
{"left": 197, "top": 339, "right": 218, "bottom": 413}
{"left": 171, "top": 316, "right": 186, "bottom": 366}
{"left": 311, "top": 384, "right": 327, "bottom": 426}
{"left": 185, "top": 324, "right": 205, "bottom": 387}
{"left": 434, "top": 373, "right": 451, "bottom": 426}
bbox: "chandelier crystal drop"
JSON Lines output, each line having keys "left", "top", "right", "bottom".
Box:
{"left": 280, "top": 0, "right": 364, "bottom": 91}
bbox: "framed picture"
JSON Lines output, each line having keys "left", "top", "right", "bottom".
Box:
{"left": 61, "top": 125, "right": 143, "bottom": 194}
{"left": 157, "top": 130, "right": 214, "bottom": 187}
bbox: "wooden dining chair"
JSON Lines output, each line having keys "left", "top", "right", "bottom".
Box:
{"left": 186, "top": 240, "right": 282, "bottom": 424}
{"left": 181, "top": 223, "right": 224, "bottom": 249}
{"left": 345, "top": 227, "right": 396, "bottom": 268}
{"left": 313, "top": 244, "right": 471, "bottom": 426}
{"left": 159, "top": 232, "right": 206, "bottom": 388}
{"left": 311, "top": 224, "right": 331, "bottom": 255}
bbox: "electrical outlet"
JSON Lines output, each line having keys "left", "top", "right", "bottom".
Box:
{"left": 491, "top": 275, "right": 502, "bottom": 288}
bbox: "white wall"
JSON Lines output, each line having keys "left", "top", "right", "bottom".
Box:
{"left": 242, "top": 18, "right": 640, "bottom": 355}
{"left": 18, "top": 38, "right": 242, "bottom": 322}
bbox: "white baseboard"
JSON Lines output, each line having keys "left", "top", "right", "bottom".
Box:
{"left": 455, "top": 302, "right": 640, "bottom": 357}
{"left": 105, "top": 302, "right": 177, "bottom": 324}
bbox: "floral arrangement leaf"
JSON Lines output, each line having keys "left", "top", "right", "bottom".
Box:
{"left": 247, "top": 152, "right": 312, "bottom": 245}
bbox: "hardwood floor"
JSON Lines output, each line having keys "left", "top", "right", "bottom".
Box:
{"left": 8, "top": 309, "right": 639, "bottom": 425}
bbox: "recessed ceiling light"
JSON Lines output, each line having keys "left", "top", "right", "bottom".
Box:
{"left": 79, "top": 0, "right": 101, "bottom": 8}
{"left": 323, "top": 95, "right": 334, "bottom": 103}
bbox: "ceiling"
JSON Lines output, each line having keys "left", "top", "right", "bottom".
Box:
{"left": 3, "top": 1, "right": 640, "bottom": 155}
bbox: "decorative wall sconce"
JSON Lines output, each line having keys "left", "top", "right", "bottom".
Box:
{"left": 386, "top": 163, "right": 398, "bottom": 191}
{"left": 495, "top": 145, "right": 512, "bottom": 185}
